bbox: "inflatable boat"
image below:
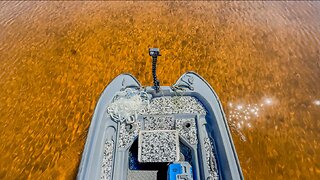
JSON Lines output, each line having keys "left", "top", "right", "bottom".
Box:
{"left": 77, "top": 48, "right": 243, "bottom": 180}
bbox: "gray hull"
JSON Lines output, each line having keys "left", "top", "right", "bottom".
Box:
{"left": 77, "top": 72, "right": 243, "bottom": 180}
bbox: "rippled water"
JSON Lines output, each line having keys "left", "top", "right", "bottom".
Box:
{"left": 0, "top": 1, "right": 319, "bottom": 179}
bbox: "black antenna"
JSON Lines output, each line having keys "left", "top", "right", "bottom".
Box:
{"left": 149, "top": 48, "right": 161, "bottom": 92}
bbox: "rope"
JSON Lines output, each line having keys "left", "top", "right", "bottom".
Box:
{"left": 107, "top": 89, "right": 150, "bottom": 124}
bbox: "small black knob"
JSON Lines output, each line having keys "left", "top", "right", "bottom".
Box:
{"left": 149, "top": 48, "right": 161, "bottom": 57}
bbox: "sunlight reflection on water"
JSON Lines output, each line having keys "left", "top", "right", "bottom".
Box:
{"left": 227, "top": 97, "right": 278, "bottom": 142}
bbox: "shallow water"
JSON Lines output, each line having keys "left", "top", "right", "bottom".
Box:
{"left": 0, "top": 1, "right": 319, "bottom": 179}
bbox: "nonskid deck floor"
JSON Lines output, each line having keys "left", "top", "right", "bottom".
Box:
{"left": 102, "top": 91, "right": 219, "bottom": 180}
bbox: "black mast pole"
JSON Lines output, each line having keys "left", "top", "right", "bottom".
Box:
{"left": 149, "top": 48, "right": 161, "bottom": 92}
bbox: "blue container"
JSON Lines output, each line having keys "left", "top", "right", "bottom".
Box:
{"left": 168, "top": 162, "right": 193, "bottom": 180}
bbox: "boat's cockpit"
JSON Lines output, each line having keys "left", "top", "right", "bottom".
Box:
{"left": 103, "top": 94, "right": 219, "bottom": 180}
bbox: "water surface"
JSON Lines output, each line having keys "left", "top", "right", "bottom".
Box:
{"left": 0, "top": 1, "right": 319, "bottom": 179}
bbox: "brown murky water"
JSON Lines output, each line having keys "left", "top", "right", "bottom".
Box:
{"left": 0, "top": 1, "right": 319, "bottom": 179}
